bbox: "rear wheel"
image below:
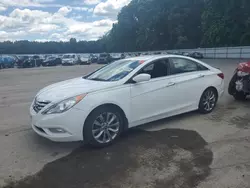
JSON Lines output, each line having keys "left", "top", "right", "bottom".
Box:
{"left": 199, "top": 88, "right": 218, "bottom": 114}
{"left": 83, "top": 106, "right": 124, "bottom": 147}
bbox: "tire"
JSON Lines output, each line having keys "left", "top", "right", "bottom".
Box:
{"left": 233, "top": 92, "right": 247, "bottom": 101}
{"left": 199, "top": 88, "right": 218, "bottom": 114}
{"left": 228, "top": 73, "right": 237, "bottom": 95}
{"left": 83, "top": 106, "right": 124, "bottom": 147}
{"left": 228, "top": 73, "right": 247, "bottom": 100}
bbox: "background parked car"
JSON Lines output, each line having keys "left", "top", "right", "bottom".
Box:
{"left": 120, "top": 53, "right": 126, "bottom": 59}
{"left": 183, "top": 52, "right": 190, "bottom": 56}
{"left": 188, "top": 52, "right": 204, "bottom": 59}
{"left": 30, "top": 55, "right": 43, "bottom": 67}
{"left": 0, "top": 55, "right": 15, "bottom": 68}
{"left": 79, "top": 55, "right": 90, "bottom": 65}
{"left": 42, "top": 56, "right": 61, "bottom": 66}
{"left": 111, "top": 54, "right": 122, "bottom": 62}
{"left": 62, "top": 54, "right": 79, "bottom": 66}
{"left": 16, "top": 56, "right": 30, "bottom": 68}
{"left": 98, "top": 53, "right": 112, "bottom": 64}
{"left": 88, "top": 54, "right": 98, "bottom": 63}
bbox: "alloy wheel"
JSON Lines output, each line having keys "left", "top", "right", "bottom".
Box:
{"left": 202, "top": 90, "right": 216, "bottom": 112}
{"left": 92, "top": 112, "right": 120, "bottom": 144}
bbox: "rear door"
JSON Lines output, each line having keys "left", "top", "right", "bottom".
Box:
{"left": 167, "top": 57, "right": 212, "bottom": 110}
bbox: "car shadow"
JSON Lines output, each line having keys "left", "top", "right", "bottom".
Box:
{"left": 5, "top": 128, "right": 213, "bottom": 188}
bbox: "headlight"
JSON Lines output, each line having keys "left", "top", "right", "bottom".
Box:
{"left": 42, "top": 94, "right": 86, "bottom": 114}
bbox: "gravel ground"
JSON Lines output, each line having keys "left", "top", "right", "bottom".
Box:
{"left": 1, "top": 59, "right": 250, "bottom": 188}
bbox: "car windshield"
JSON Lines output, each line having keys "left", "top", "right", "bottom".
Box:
{"left": 86, "top": 59, "right": 142, "bottom": 81}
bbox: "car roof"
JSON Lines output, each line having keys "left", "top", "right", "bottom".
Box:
{"left": 125, "top": 55, "right": 156, "bottom": 61}
{"left": 125, "top": 54, "right": 193, "bottom": 61}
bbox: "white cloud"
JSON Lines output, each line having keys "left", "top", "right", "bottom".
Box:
{"left": 0, "top": 6, "right": 119, "bottom": 41}
{"left": 0, "top": 30, "right": 26, "bottom": 41}
{"left": 34, "top": 0, "right": 55, "bottom": 2}
{"left": 94, "top": 0, "right": 131, "bottom": 18}
{"left": 65, "top": 19, "right": 116, "bottom": 40}
{"left": 29, "top": 24, "right": 58, "bottom": 33}
{"left": 35, "top": 39, "right": 50, "bottom": 42}
{"left": 0, "top": 0, "right": 64, "bottom": 8}
{"left": 71, "top": 15, "right": 83, "bottom": 20}
{"left": 88, "top": 8, "right": 94, "bottom": 12}
{"left": 84, "top": 0, "right": 101, "bottom": 5}
{"left": 49, "top": 33, "right": 62, "bottom": 39}
{"left": 57, "top": 6, "right": 72, "bottom": 16}
{"left": 93, "top": 19, "right": 116, "bottom": 27}
{"left": 10, "top": 8, "right": 51, "bottom": 20}
{"left": 0, "top": 15, "right": 28, "bottom": 29}
{"left": 0, "top": 0, "right": 41, "bottom": 7}
{"left": 0, "top": 6, "right": 7, "bottom": 12}
{"left": 73, "top": 7, "right": 88, "bottom": 11}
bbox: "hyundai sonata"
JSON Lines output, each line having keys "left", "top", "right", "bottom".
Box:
{"left": 30, "top": 55, "right": 224, "bottom": 147}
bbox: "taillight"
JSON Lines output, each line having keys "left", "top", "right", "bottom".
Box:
{"left": 217, "top": 73, "right": 224, "bottom": 79}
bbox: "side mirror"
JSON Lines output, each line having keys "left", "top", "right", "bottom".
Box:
{"left": 132, "top": 73, "right": 151, "bottom": 83}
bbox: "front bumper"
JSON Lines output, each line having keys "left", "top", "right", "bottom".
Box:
{"left": 30, "top": 106, "right": 87, "bottom": 142}
{"left": 217, "top": 80, "right": 225, "bottom": 99}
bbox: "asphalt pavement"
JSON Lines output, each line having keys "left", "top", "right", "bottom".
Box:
{"left": 1, "top": 59, "right": 250, "bottom": 188}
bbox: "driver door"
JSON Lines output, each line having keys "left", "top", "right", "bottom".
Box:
{"left": 129, "top": 58, "right": 177, "bottom": 127}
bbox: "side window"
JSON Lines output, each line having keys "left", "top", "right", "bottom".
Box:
{"left": 170, "top": 58, "right": 202, "bottom": 75}
{"left": 140, "top": 59, "right": 169, "bottom": 79}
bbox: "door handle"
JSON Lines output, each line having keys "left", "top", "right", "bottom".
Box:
{"left": 166, "top": 82, "right": 175, "bottom": 87}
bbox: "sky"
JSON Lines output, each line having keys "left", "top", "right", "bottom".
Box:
{"left": 0, "top": 0, "right": 132, "bottom": 42}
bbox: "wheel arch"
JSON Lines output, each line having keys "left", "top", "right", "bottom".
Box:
{"left": 203, "top": 86, "right": 218, "bottom": 98}
{"left": 84, "top": 103, "right": 129, "bottom": 132}
{"left": 198, "top": 86, "right": 219, "bottom": 114}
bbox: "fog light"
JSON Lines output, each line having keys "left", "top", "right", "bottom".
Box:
{"left": 48, "top": 128, "right": 66, "bottom": 133}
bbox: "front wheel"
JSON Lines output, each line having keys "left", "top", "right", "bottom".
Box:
{"left": 233, "top": 92, "right": 247, "bottom": 101}
{"left": 199, "top": 88, "right": 218, "bottom": 114}
{"left": 83, "top": 106, "right": 124, "bottom": 147}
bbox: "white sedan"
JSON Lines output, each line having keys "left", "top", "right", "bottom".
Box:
{"left": 30, "top": 55, "right": 224, "bottom": 147}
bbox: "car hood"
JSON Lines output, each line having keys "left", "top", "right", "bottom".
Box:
{"left": 36, "top": 77, "right": 118, "bottom": 102}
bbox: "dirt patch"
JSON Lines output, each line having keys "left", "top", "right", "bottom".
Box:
{"left": 229, "top": 114, "right": 250, "bottom": 129}
{"left": 3, "top": 129, "right": 213, "bottom": 188}
{"left": 205, "top": 104, "right": 237, "bottom": 123}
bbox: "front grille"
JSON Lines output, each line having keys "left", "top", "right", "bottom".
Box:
{"left": 33, "top": 99, "right": 51, "bottom": 113}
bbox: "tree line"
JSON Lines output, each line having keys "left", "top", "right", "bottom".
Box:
{"left": 1, "top": 0, "right": 250, "bottom": 54}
